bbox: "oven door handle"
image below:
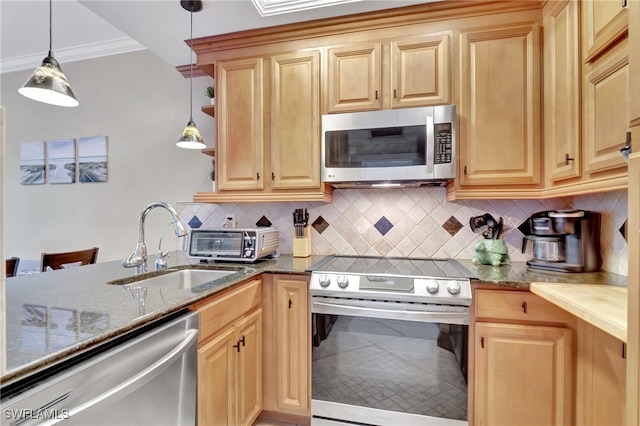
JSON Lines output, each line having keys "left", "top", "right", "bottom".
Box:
{"left": 312, "top": 300, "right": 469, "bottom": 325}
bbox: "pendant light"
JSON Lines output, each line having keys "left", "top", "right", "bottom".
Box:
{"left": 18, "top": 0, "right": 79, "bottom": 107}
{"left": 177, "top": 0, "right": 206, "bottom": 149}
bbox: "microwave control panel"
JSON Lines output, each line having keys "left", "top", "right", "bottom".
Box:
{"left": 434, "top": 123, "right": 453, "bottom": 164}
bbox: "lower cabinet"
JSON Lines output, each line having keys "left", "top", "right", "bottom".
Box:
{"left": 194, "top": 279, "right": 263, "bottom": 426}
{"left": 472, "top": 289, "right": 575, "bottom": 426}
{"left": 262, "top": 274, "right": 311, "bottom": 421}
{"left": 576, "top": 320, "right": 626, "bottom": 426}
{"left": 475, "top": 322, "right": 573, "bottom": 426}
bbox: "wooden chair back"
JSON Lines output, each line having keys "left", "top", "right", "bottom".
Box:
{"left": 41, "top": 247, "right": 99, "bottom": 272}
{"left": 5, "top": 257, "right": 20, "bottom": 277}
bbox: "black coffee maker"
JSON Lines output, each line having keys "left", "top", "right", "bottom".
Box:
{"left": 520, "top": 210, "right": 601, "bottom": 272}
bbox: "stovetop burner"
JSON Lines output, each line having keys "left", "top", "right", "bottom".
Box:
{"left": 309, "top": 255, "right": 474, "bottom": 279}
{"left": 308, "top": 255, "right": 475, "bottom": 305}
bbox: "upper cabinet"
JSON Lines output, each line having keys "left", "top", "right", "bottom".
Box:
{"left": 216, "top": 58, "right": 264, "bottom": 191}
{"left": 326, "top": 34, "right": 450, "bottom": 113}
{"left": 543, "top": 0, "right": 581, "bottom": 183}
{"left": 582, "top": 0, "right": 628, "bottom": 62}
{"left": 628, "top": 0, "right": 640, "bottom": 127}
{"left": 270, "top": 51, "right": 321, "bottom": 189}
{"left": 327, "top": 43, "right": 381, "bottom": 112}
{"left": 456, "top": 23, "right": 541, "bottom": 188}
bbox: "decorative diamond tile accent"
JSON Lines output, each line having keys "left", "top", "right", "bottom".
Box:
{"left": 312, "top": 216, "right": 329, "bottom": 234}
{"left": 374, "top": 216, "right": 393, "bottom": 236}
{"left": 188, "top": 215, "right": 202, "bottom": 229}
{"left": 620, "top": 221, "right": 627, "bottom": 241}
{"left": 442, "top": 216, "right": 463, "bottom": 236}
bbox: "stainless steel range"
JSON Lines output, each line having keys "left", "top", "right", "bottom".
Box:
{"left": 309, "top": 255, "right": 473, "bottom": 426}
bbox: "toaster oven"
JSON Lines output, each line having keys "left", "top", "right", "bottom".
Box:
{"left": 188, "top": 227, "right": 279, "bottom": 262}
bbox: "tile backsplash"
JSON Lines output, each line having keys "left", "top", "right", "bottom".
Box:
{"left": 177, "top": 187, "right": 628, "bottom": 276}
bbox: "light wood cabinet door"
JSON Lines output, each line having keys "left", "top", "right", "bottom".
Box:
{"left": 327, "top": 43, "right": 381, "bottom": 112}
{"left": 544, "top": 0, "right": 581, "bottom": 182}
{"left": 582, "top": 0, "right": 628, "bottom": 62}
{"left": 274, "top": 275, "right": 310, "bottom": 415}
{"left": 270, "top": 50, "right": 321, "bottom": 189}
{"left": 475, "top": 322, "right": 573, "bottom": 426}
{"left": 576, "top": 320, "right": 626, "bottom": 426}
{"left": 628, "top": 151, "right": 640, "bottom": 426}
{"left": 629, "top": 0, "right": 640, "bottom": 127}
{"left": 217, "top": 57, "right": 264, "bottom": 190}
{"left": 583, "top": 39, "right": 629, "bottom": 174}
{"left": 198, "top": 326, "right": 236, "bottom": 426}
{"left": 458, "top": 24, "right": 541, "bottom": 186}
{"left": 236, "top": 309, "right": 263, "bottom": 426}
{"left": 390, "top": 34, "right": 450, "bottom": 108}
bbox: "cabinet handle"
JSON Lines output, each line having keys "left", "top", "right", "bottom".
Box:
{"left": 521, "top": 302, "right": 527, "bottom": 313}
{"left": 239, "top": 335, "right": 246, "bottom": 347}
{"left": 271, "top": 172, "right": 275, "bottom": 180}
{"left": 256, "top": 172, "right": 260, "bottom": 181}
{"left": 233, "top": 341, "right": 241, "bottom": 352}
{"left": 481, "top": 337, "right": 485, "bottom": 348}
{"left": 564, "top": 153, "right": 574, "bottom": 165}
{"left": 464, "top": 166, "right": 467, "bottom": 175}
{"left": 375, "top": 90, "right": 378, "bottom": 100}
{"left": 393, "top": 89, "right": 397, "bottom": 99}
{"left": 622, "top": 0, "right": 627, "bottom": 7}
{"left": 622, "top": 343, "right": 627, "bottom": 359}
{"left": 288, "top": 299, "right": 292, "bottom": 309}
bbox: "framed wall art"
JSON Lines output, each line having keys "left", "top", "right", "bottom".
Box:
{"left": 47, "top": 139, "right": 76, "bottom": 184}
{"left": 19, "top": 141, "right": 46, "bottom": 185}
{"left": 78, "top": 136, "right": 108, "bottom": 183}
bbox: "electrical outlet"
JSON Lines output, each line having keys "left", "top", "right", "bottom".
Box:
{"left": 223, "top": 214, "right": 236, "bottom": 228}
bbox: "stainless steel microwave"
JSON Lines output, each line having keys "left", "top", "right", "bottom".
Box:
{"left": 321, "top": 105, "right": 456, "bottom": 187}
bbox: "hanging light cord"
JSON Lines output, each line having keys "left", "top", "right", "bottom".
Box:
{"left": 189, "top": 4, "right": 194, "bottom": 123}
{"left": 48, "top": 0, "right": 53, "bottom": 57}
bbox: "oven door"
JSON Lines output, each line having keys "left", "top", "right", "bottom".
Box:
{"left": 311, "top": 297, "right": 468, "bottom": 426}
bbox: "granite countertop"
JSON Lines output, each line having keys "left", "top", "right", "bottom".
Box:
{"left": 2, "top": 252, "right": 324, "bottom": 386}
{"left": 456, "top": 259, "right": 628, "bottom": 289}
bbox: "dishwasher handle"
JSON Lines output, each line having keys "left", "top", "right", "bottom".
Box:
{"left": 41, "top": 328, "right": 199, "bottom": 425}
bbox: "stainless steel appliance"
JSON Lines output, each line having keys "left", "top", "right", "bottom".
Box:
{"left": 187, "top": 227, "right": 279, "bottom": 262}
{"left": 520, "top": 210, "right": 601, "bottom": 272}
{"left": 321, "top": 106, "right": 456, "bottom": 187}
{"left": 0, "top": 311, "right": 199, "bottom": 425}
{"left": 309, "top": 255, "right": 473, "bottom": 426}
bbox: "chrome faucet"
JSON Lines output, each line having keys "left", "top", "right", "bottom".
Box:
{"left": 122, "top": 201, "right": 188, "bottom": 273}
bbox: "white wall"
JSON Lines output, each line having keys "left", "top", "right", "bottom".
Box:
{"left": 1, "top": 50, "right": 214, "bottom": 264}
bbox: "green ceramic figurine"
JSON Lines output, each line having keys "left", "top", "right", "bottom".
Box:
{"left": 473, "top": 239, "right": 510, "bottom": 267}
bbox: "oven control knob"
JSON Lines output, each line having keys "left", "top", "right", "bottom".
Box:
{"left": 318, "top": 274, "right": 331, "bottom": 288}
{"left": 447, "top": 280, "right": 461, "bottom": 295}
{"left": 337, "top": 275, "right": 349, "bottom": 289}
{"left": 426, "top": 280, "right": 439, "bottom": 294}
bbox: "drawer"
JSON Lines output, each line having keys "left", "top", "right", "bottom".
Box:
{"left": 475, "top": 289, "right": 573, "bottom": 323}
{"left": 196, "top": 278, "right": 262, "bottom": 342}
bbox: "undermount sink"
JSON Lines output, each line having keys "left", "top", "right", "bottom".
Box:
{"left": 122, "top": 268, "right": 237, "bottom": 290}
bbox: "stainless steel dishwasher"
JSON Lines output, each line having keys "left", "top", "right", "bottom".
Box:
{"left": 0, "top": 311, "right": 199, "bottom": 426}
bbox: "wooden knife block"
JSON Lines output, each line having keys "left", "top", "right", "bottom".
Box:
{"left": 293, "top": 227, "right": 312, "bottom": 258}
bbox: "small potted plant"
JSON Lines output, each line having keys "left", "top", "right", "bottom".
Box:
{"left": 210, "top": 158, "right": 216, "bottom": 192}
{"left": 205, "top": 86, "right": 215, "bottom": 105}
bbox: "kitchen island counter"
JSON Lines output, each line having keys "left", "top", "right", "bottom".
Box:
{"left": 1, "top": 252, "right": 323, "bottom": 386}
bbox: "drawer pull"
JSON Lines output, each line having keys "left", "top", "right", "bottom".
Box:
{"left": 622, "top": 343, "right": 626, "bottom": 359}
{"left": 481, "top": 337, "right": 485, "bottom": 348}
{"left": 522, "top": 302, "right": 528, "bottom": 313}
{"left": 289, "top": 299, "right": 292, "bottom": 309}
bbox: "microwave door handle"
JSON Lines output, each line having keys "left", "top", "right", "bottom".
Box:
{"left": 426, "top": 115, "right": 434, "bottom": 173}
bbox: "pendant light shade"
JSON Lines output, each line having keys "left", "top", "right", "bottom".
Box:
{"left": 177, "top": 0, "right": 206, "bottom": 150}
{"left": 19, "top": 0, "right": 79, "bottom": 107}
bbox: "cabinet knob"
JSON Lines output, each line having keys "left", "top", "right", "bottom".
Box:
{"left": 375, "top": 90, "right": 379, "bottom": 100}
{"left": 521, "top": 301, "right": 528, "bottom": 313}
{"left": 272, "top": 172, "right": 275, "bottom": 180}
{"left": 257, "top": 172, "right": 261, "bottom": 181}
{"left": 393, "top": 89, "right": 397, "bottom": 99}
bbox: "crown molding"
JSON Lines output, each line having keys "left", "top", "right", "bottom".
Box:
{"left": 0, "top": 37, "right": 146, "bottom": 74}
